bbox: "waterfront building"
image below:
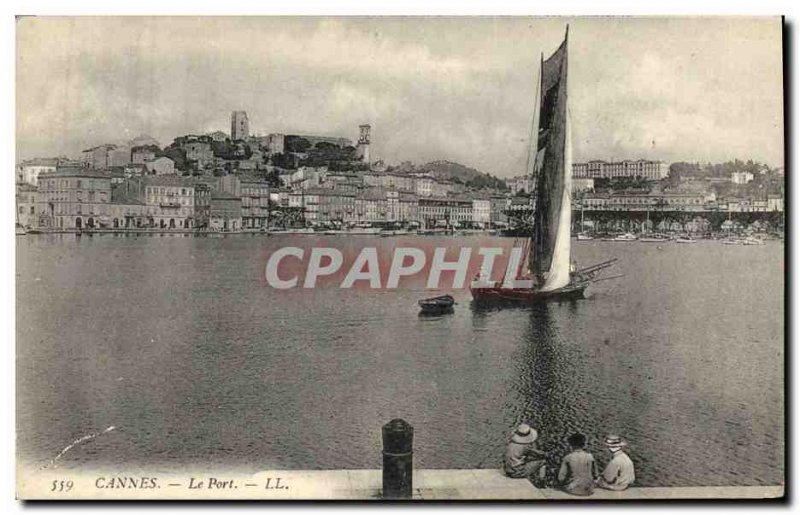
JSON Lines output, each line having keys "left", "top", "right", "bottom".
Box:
{"left": 398, "top": 191, "right": 419, "bottom": 224}
{"left": 472, "top": 197, "right": 492, "bottom": 227}
{"left": 231, "top": 111, "right": 250, "bottom": 141}
{"left": 239, "top": 176, "right": 272, "bottom": 229}
{"left": 310, "top": 187, "right": 357, "bottom": 223}
{"left": 36, "top": 166, "right": 112, "bottom": 229}
{"left": 209, "top": 194, "right": 242, "bottom": 231}
{"left": 193, "top": 182, "right": 213, "bottom": 229}
{"left": 490, "top": 194, "right": 510, "bottom": 226}
{"left": 355, "top": 188, "right": 387, "bottom": 223}
{"left": 145, "top": 156, "right": 176, "bottom": 176}
{"left": 18, "top": 157, "right": 61, "bottom": 186}
{"left": 16, "top": 183, "right": 38, "bottom": 228}
{"left": 581, "top": 191, "right": 715, "bottom": 211}
{"left": 270, "top": 187, "right": 291, "bottom": 207}
{"left": 141, "top": 175, "right": 197, "bottom": 229}
{"left": 418, "top": 196, "right": 473, "bottom": 228}
{"left": 572, "top": 159, "right": 668, "bottom": 180}
{"left": 767, "top": 195, "right": 784, "bottom": 212}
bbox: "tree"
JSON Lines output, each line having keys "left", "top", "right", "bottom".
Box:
{"left": 162, "top": 146, "right": 188, "bottom": 171}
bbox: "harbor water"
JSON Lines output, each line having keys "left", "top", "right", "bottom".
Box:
{"left": 16, "top": 234, "right": 784, "bottom": 486}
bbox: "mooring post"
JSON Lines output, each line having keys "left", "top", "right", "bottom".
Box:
{"left": 382, "top": 418, "right": 413, "bottom": 499}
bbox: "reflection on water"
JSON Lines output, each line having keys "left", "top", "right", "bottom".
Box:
{"left": 16, "top": 234, "right": 784, "bottom": 486}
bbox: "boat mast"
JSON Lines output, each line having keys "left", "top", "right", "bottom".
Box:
{"left": 510, "top": 52, "right": 543, "bottom": 281}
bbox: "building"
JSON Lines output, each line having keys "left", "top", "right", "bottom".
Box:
{"left": 414, "top": 174, "right": 434, "bottom": 197}
{"left": 239, "top": 176, "right": 272, "bottom": 229}
{"left": 572, "top": 177, "right": 595, "bottom": 193}
{"left": 231, "top": 111, "right": 249, "bottom": 141}
{"left": 81, "top": 144, "right": 118, "bottom": 169}
{"left": 767, "top": 195, "right": 784, "bottom": 212}
{"left": 572, "top": 159, "right": 669, "bottom": 180}
{"left": 16, "top": 183, "right": 38, "bottom": 228}
{"left": 210, "top": 194, "right": 243, "bottom": 231}
{"left": 505, "top": 175, "right": 534, "bottom": 195}
{"left": 490, "top": 194, "right": 510, "bottom": 226}
{"left": 472, "top": 197, "right": 491, "bottom": 227}
{"left": 131, "top": 147, "right": 157, "bottom": 164}
{"left": 145, "top": 156, "right": 176, "bottom": 176}
{"left": 581, "top": 191, "right": 715, "bottom": 211}
{"left": 355, "top": 188, "right": 387, "bottom": 223}
{"left": 17, "top": 157, "right": 61, "bottom": 186}
{"left": 310, "top": 187, "right": 357, "bottom": 223}
{"left": 731, "top": 171, "right": 755, "bottom": 185}
{"left": 208, "top": 130, "right": 229, "bottom": 142}
{"left": 36, "top": 166, "right": 112, "bottom": 229}
{"left": 139, "top": 176, "right": 197, "bottom": 229}
{"left": 175, "top": 135, "right": 214, "bottom": 171}
{"left": 418, "top": 196, "right": 473, "bottom": 228}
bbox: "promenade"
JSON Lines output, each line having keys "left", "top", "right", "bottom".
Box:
{"left": 19, "top": 468, "right": 781, "bottom": 500}
{"left": 238, "top": 469, "right": 783, "bottom": 500}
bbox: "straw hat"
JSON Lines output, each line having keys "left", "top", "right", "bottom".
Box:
{"left": 604, "top": 434, "right": 627, "bottom": 450}
{"left": 511, "top": 424, "right": 538, "bottom": 444}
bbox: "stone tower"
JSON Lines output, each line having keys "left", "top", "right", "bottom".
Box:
{"left": 231, "top": 111, "right": 249, "bottom": 141}
{"left": 356, "top": 124, "right": 371, "bottom": 163}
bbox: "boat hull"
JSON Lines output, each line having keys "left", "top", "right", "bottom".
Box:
{"left": 470, "top": 283, "right": 587, "bottom": 304}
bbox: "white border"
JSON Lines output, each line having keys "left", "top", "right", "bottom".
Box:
{"left": 4, "top": 2, "right": 796, "bottom": 514}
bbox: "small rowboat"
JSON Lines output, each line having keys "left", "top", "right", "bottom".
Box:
{"left": 418, "top": 294, "right": 456, "bottom": 315}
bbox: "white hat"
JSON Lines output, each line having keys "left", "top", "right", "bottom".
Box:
{"left": 511, "top": 424, "right": 538, "bottom": 444}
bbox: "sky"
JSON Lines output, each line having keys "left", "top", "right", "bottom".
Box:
{"left": 16, "top": 16, "right": 784, "bottom": 177}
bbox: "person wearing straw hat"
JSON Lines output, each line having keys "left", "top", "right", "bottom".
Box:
{"left": 503, "top": 423, "right": 547, "bottom": 480}
{"left": 595, "top": 434, "right": 635, "bottom": 491}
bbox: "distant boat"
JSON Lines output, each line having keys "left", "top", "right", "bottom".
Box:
{"left": 15, "top": 224, "right": 27, "bottom": 236}
{"left": 381, "top": 229, "right": 410, "bottom": 237}
{"left": 742, "top": 236, "right": 765, "bottom": 246}
{"left": 722, "top": 238, "right": 740, "bottom": 245}
{"left": 675, "top": 237, "right": 697, "bottom": 244}
{"left": 349, "top": 227, "right": 381, "bottom": 235}
{"left": 418, "top": 294, "right": 456, "bottom": 315}
{"left": 612, "top": 232, "right": 638, "bottom": 242}
{"left": 639, "top": 234, "right": 670, "bottom": 243}
{"left": 576, "top": 233, "right": 593, "bottom": 241}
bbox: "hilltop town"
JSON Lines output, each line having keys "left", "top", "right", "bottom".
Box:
{"left": 15, "top": 110, "right": 785, "bottom": 235}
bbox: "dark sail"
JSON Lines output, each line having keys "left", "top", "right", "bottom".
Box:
{"left": 530, "top": 30, "right": 569, "bottom": 285}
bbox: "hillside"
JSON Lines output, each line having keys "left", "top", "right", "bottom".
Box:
{"left": 388, "top": 160, "right": 507, "bottom": 190}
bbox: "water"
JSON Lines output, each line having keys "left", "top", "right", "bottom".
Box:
{"left": 16, "top": 234, "right": 784, "bottom": 486}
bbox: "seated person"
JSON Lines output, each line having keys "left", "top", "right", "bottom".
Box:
{"left": 503, "top": 424, "right": 547, "bottom": 481}
{"left": 596, "top": 434, "right": 635, "bottom": 491}
{"left": 557, "top": 432, "right": 597, "bottom": 496}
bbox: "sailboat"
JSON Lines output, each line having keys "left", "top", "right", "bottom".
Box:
{"left": 471, "top": 28, "right": 618, "bottom": 304}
